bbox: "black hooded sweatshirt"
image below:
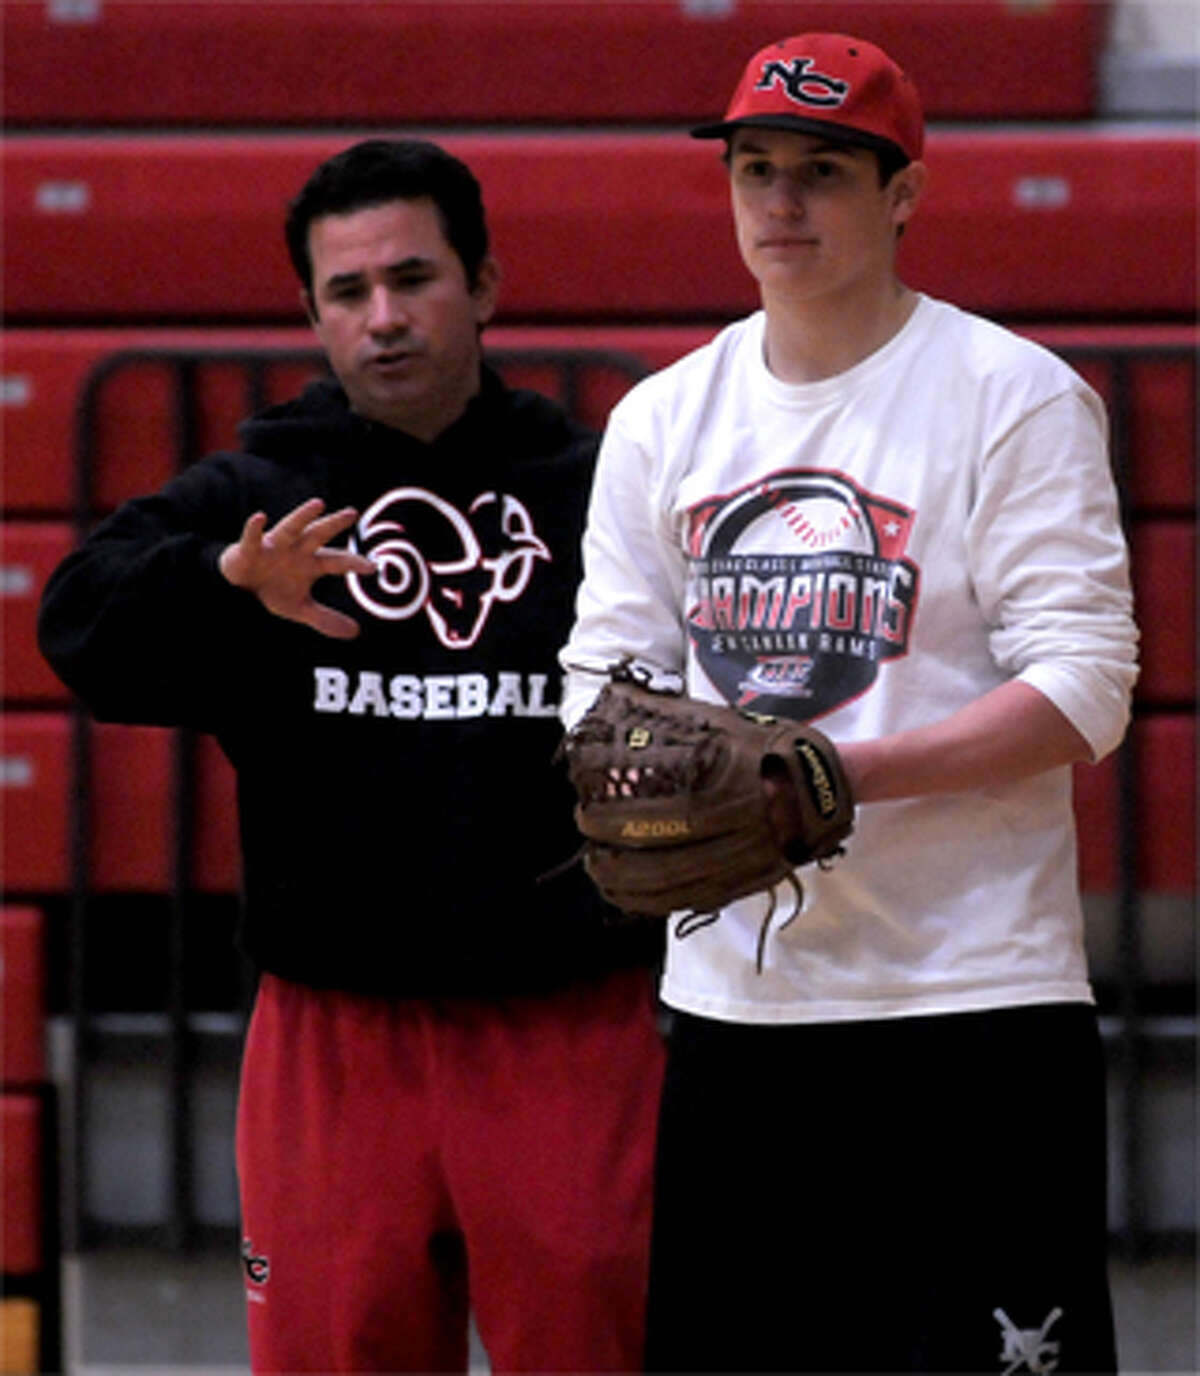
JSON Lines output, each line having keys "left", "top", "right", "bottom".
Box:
{"left": 38, "top": 371, "right": 660, "bottom": 995}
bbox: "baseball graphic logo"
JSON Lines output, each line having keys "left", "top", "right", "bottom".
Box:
{"left": 346, "top": 487, "right": 550, "bottom": 649}
{"left": 686, "top": 469, "right": 919, "bottom": 719}
{"left": 769, "top": 487, "right": 873, "bottom": 553}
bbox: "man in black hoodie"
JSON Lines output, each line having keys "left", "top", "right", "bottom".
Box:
{"left": 39, "top": 138, "right": 664, "bottom": 1374}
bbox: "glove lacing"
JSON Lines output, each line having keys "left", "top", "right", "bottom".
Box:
{"left": 675, "top": 869, "right": 805, "bottom": 975}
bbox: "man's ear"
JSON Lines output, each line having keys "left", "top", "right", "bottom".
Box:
{"left": 301, "top": 288, "right": 319, "bottom": 327}
{"left": 890, "top": 160, "right": 928, "bottom": 231}
{"left": 472, "top": 255, "right": 502, "bottom": 327}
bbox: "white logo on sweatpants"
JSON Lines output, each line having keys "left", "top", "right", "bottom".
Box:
{"left": 994, "top": 1306, "right": 1063, "bottom": 1375}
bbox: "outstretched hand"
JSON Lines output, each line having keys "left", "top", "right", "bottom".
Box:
{"left": 218, "top": 497, "right": 377, "bottom": 639}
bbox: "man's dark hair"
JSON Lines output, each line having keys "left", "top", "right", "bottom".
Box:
{"left": 875, "top": 143, "right": 911, "bottom": 186}
{"left": 285, "top": 138, "right": 490, "bottom": 299}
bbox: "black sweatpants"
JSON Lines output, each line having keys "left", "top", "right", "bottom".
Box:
{"left": 644, "top": 1003, "right": 1117, "bottom": 1375}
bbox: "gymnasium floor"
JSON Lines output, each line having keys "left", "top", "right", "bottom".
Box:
{"left": 63, "top": 1243, "right": 1197, "bottom": 1374}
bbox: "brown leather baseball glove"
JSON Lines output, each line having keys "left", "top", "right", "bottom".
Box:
{"left": 563, "top": 674, "right": 854, "bottom": 968}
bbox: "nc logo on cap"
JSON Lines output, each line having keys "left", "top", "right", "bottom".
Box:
{"left": 755, "top": 57, "right": 849, "bottom": 109}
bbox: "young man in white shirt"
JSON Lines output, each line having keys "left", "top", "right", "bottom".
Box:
{"left": 560, "top": 34, "right": 1136, "bottom": 1373}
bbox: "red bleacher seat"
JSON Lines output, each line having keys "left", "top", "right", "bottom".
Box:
{"left": 1074, "top": 714, "right": 1197, "bottom": 894}
{"left": 2, "top": 523, "right": 75, "bottom": 702}
{"left": 1, "top": 1093, "right": 42, "bottom": 1274}
{"left": 904, "top": 132, "right": 1197, "bottom": 319}
{"left": 1128, "top": 354, "right": 1199, "bottom": 513}
{"left": 0, "top": 714, "right": 239, "bottom": 894}
{"left": 2, "top": 333, "right": 92, "bottom": 514}
{"left": 1130, "top": 520, "right": 1197, "bottom": 707}
{"left": 3, "top": 132, "right": 1195, "bottom": 323}
{"left": 1, "top": 908, "right": 45, "bottom": 1084}
{"left": 0, "top": 714, "right": 71, "bottom": 893}
{"left": 1, "top": 0, "right": 1105, "bottom": 127}
{"left": 0, "top": 133, "right": 734, "bottom": 320}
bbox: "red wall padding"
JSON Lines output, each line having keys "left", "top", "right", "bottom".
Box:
{"left": 1074, "top": 714, "right": 1197, "bottom": 894}
{"left": 1125, "top": 355, "right": 1199, "bottom": 513}
{"left": 1, "top": 1094, "right": 42, "bottom": 1274}
{"left": 4, "top": 132, "right": 1195, "bottom": 322}
{"left": 1, "top": 0, "right": 1105, "bottom": 127}
{"left": 1, "top": 908, "right": 45, "bottom": 1084}
{"left": 0, "top": 715, "right": 240, "bottom": 894}
{"left": 2, "top": 523, "right": 75, "bottom": 702}
{"left": 1130, "top": 520, "right": 1196, "bottom": 708}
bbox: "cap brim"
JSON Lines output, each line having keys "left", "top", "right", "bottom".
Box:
{"left": 690, "top": 113, "right": 909, "bottom": 162}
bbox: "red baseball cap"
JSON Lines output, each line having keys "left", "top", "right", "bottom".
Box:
{"left": 691, "top": 33, "right": 924, "bottom": 163}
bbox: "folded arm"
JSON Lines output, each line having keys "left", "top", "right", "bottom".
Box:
{"left": 837, "top": 678, "right": 1092, "bottom": 803}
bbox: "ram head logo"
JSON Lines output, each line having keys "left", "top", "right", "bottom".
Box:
{"left": 345, "top": 487, "right": 550, "bottom": 648}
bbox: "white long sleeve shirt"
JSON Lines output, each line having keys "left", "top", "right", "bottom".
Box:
{"left": 561, "top": 296, "right": 1139, "bottom": 1024}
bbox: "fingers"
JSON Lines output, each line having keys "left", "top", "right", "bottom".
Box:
{"left": 317, "top": 548, "right": 379, "bottom": 577}
{"left": 294, "top": 507, "right": 362, "bottom": 554}
{"left": 262, "top": 499, "right": 346, "bottom": 551}
{"left": 761, "top": 770, "right": 809, "bottom": 863}
{"left": 303, "top": 601, "right": 363, "bottom": 641}
{"left": 263, "top": 496, "right": 327, "bottom": 545}
{"left": 263, "top": 501, "right": 376, "bottom": 567}
{"left": 239, "top": 510, "right": 270, "bottom": 545}
{"left": 219, "top": 510, "right": 269, "bottom": 587}
{"left": 225, "top": 498, "right": 376, "bottom": 635}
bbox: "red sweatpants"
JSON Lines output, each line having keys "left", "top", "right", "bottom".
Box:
{"left": 235, "top": 967, "right": 664, "bottom": 1374}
